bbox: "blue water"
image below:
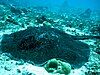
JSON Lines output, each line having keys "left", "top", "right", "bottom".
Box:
{"left": 0, "top": 0, "right": 100, "bottom": 10}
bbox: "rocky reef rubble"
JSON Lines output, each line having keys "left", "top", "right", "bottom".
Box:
{"left": 0, "top": 53, "right": 49, "bottom": 75}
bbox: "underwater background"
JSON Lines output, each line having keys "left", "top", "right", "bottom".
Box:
{"left": 0, "top": 0, "right": 100, "bottom": 75}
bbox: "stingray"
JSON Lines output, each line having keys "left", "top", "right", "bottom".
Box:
{"left": 1, "top": 26, "right": 90, "bottom": 68}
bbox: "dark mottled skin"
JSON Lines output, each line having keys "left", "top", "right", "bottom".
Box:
{"left": 1, "top": 26, "right": 90, "bottom": 68}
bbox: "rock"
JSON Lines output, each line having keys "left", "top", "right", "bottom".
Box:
{"left": 15, "top": 59, "right": 25, "bottom": 65}
{"left": 35, "top": 15, "right": 47, "bottom": 24}
{"left": 1, "top": 26, "right": 90, "bottom": 68}
{"left": 10, "top": 5, "right": 22, "bottom": 14}
{"left": 44, "top": 58, "right": 71, "bottom": 75}
{"left": 4, "top": 66, "right": 11, "bottom": 71}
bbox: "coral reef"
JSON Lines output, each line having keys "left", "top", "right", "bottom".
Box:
{"left": 0, "top": 3, "right": 100, "bottom": 75}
